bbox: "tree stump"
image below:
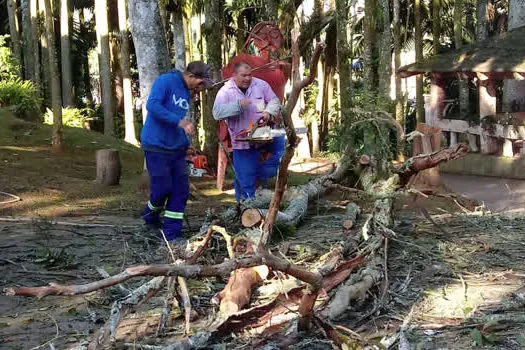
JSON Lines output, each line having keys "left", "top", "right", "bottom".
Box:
{"left": 96, "top": 149, "right": 121, "bottom": 185}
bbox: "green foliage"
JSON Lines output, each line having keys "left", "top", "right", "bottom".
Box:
{"left": 328, "top": 88, "right": 399, "bottom": 170}
{"left": 301, "top": 79, "right": 319, "bottom": 126}
{"left": 34, "top": 247, "right": 77, "bottom": 269}
{"left": 44, "top": 107, "right": 95, "bottom": 128}
{"left": 0, "top": 35, "right": 21, "bottom": 81}
{"left": 0, "top": 78, "right": 42, "bottom": 120}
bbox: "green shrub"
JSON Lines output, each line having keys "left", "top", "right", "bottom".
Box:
{"left": 44, "top": 107, "right": 95, "bottom": 128}
{"left": 0, "top": 78, "right": 41, "bottom": 120}
{"left": 0, "top": 35, "right": 21, "bottom": 81}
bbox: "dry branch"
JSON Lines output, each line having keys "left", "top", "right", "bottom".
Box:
{"left": 397, "top": 143, "right": 469, "bottom": 185}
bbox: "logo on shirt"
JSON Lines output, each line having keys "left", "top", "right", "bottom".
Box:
{"left": 172, "top": 94, "right": 189, "bottom": 110}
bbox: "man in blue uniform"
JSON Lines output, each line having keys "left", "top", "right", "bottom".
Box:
{"left": 140, "top": 61, "right": 213, "bottom": 246}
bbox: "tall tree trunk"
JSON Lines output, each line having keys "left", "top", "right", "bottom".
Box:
{"left": 415, "top": 0, "right": 425, "bottom": 122}
{"left": 202, "top": 0, "right": 223, "bottom": 167}
{"left": 335, "top": 0, "right": 352, "bottom": 120}
{"left": 61, "top": 0, "right": 73, "bottom": 106}
{"left": 170, "top": 5, "right": 186, "bottom": 71}
{"left": 112, "top": 38, "right": 124, "bottom": 114}
{"left": 378, "top": 0, "right": 391, "bottom": 100}
{"left": 393, "top": 0, "right": 403, "bottom": 125}
{"left": 476, "top": 0, "right": 488, "bottom": 41}
{"left": 503, "top": 0, "right": 525, "bottom": 112}
{"left": 265, "top": 0, "right": 278, "bottom": 21}
{"left": 158, "top": 0, "right": 170, "bottom": 55}
{"left": 432, "top": 0, "right": 440, "bottom": 55}
{"left": 183, "top": 14, "right": 191, "bottom": 64}
{"left": 95, "top": 0, "right": 115, "bottom": 136}
{"left": 363, "top": 0, "right": 376, "bottom": 93}
{"left": 21, "top": 0, "right": 35, "bottom": 80}
{"left": 128, "top": 0, "right": 171, "bottom": 122}
{"left": 313, "top": 60, "right": 323, "bottom": 154}
{"left": 118, "top": 0, "right": 136, "bottom": 144}
{"left": 236, "top": 10, "right": 245, "bottom": 53}
{"left": 43, "top": 0, "right": 63, "bottom": 149}
{"left": 30, "top": 0, "right": 41, "bottom": 96}
{"left": 7, "top": 0, "right": 23, "bottom": 72}
{"left": 80, "top": 9, "right": 93, "bottom": 105}
{"left": 455, "top": 0, "right": 469, "bottom": 119}
{"left": 39, "top": 0, "right": 51, "bottom": 105}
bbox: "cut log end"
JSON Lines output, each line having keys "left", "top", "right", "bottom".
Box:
{"left": 343, "top": 220, "right": 354, "bottom": 230}
{"left": 96, "top": 149, "right": 121, "bottom": 186}
{"left": 359, "top": 155, "right": 371, "bottom": 165}
{"left": 241, "top": 208, "right": 264, "bottom": 228}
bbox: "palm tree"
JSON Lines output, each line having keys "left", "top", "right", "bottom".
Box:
{"left": 43, "top": 0, "right": 63, "bottom": 149}
{"left": 95, "top": 0, "right": 115, "bottom": 136}
{"left": 61, "top": 0, "right": 74, "bottom": 106}
{"left": 6, "top": 0, "right": 22, "bottom": 71}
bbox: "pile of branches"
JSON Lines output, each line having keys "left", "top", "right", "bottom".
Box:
{"left": 4, "top": 43, "right": 469, "bottom": 349}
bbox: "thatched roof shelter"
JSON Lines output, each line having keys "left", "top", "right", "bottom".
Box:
{"left": 398, "top": 25, "right": 525, "bottom": 78}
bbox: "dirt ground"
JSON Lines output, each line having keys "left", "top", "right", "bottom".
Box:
{"left": 2, "top": 110, "right": 525, "bottom": 349}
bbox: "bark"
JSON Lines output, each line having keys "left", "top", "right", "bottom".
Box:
{"left": 95, "top": 149, "right": 122, "bottom": 185}
{"left": 61, "top": 0, "right": 73, "bottom": 106}
{"left": 415, "top": 0, "right": 425, "bottom": 122}
{"left": 7, "top": 0, "right": 22, "bottom": 73}
{"left": 80, "top": 10, "right": 93, "bottom": 105}
{"left": 30, "top": 0, "right": 41, "bottom": 96}
{"left": 202, "top": 0, "right": 223, "bottom": 167}
{"left": 336, "top": 0, "right": 352, "bottom": 119}
{"left": 21, "top": 0, "right": 34, "bottom": 80}
{"left": 393, "top": 0, "right": 403, "bottom": 126}
{"left": 43, "top": 0, "right": 63, "bottom": 150}
{"left": 476, "top": 0, "right": 488, "bottom": 41}
{"left": 363, "top": 0, "right": 377, "bottom": 93}
{"left": 397, "top": 143, "right": 469, "bottom": 185}
{"left": 265, "top": 0, "right": 278, "bottom": 21}
{"left": 454, "top": 0, "right": 469, "bottom": 119}
{"left": 170, "top": 5, "right": 186, "bottom": 71}
{"left": 502, "top": 0, "right": 525, "bottom": 112}
{"left": 118, "top": 0, "right": 137, "bottom": 144}
{"left": 39, "top": 0, "right": 51, "bottom": 105}
{"left": 343, "top": 202, "right": 360, "bottom": 230}
{"left": 432, "top": 0, "right": 440, "bottom": 55}
{"left": 236, "top": 10, "right": 245, "bottom": 53}
{"left": 128, "top": 0, "right": 171, "bottom": 122}
{"left": 112, "top": 38, "right": 124, "bottom": 114}
{"left": 95, "top": 0, "right": 115, "bottom": 135}
{"left": 378, "top": 0, "right": 391, "bottom": 100}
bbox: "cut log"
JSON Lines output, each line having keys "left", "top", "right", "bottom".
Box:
{"left": 96, "top": 149, "right": 121, "bottom": 185}
{"left": 218, "top": 266, "right": 269, "bottom": 315}
{"left": 342, "top": 203, "right": 360, "bottom": 231}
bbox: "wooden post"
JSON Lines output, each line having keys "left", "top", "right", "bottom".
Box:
{"left": 428, "top": 73, "right": 446, "bottom": 125}
{"left": 467, "top": 134, "right": 479, "bottom": 152}
{"left": 478, "top": 76, "right": 498, "bottom": 154}
{"left": 96, "top": 149, "right": 121, "bottom": 185}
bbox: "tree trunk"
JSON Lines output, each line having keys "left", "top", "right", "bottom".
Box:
{"left": 236, "top": 11, "right": 245, "bottom": 54}
{"left": 21, "top": 0, "right": 35, "bottom": 81}
{"left": 432, "top": 0, "right": 440, "bottom": 55}
{"left": 312, "top": 61, "right": 323, "bottom": 154}
{"left": 7, "top": 0, "right": 22, "bottom": 73}
{"left": 170, "top": 5, "right": 186, "bottom": 71}
{"left": 335, "top": 0, "right": 352, "bottom": 120}
{"left": 118, "top": 0, "right": 137, "bottom": 145}
{"left": 128, "top": 0, "right": 171, "bottom": 122}
{"left": 264, "top": 0, "right": 278, "bottom": 21}
{"left": 112, "top": 38, "right": 124, "bottom": 113}
{"left": 39, "top": 0, "right": 51, "bottom": 105}
{"left": 378, "top": 0, "right": 391, "bottom": 100}
{"left": 95, "top": 0, "right": 115, "bottom": 136}
{"left": 183, "top": 12, "right": 191, "bottom": 65}
{"left": 415, "top": 0, "right": 425, "bottom": 123}
{"left": 60, "top": 0, "right": 73, "bottom": 106}
{"left": 503, "top": 0, "right": 525, "bottom": 112}
{"left": 202, "top": 0, "right": 223, "bottom": 167}
{"left": 455, "top": 0, "right": 469, "bottom": 119}
{"left": 476, "top": 0, "right": 488, "bottom": 41}
{"left": 96, "top": 149, "right": 122, "bottom": 185}
{"left": 80, "top": 9, "right": 93, "bottom": 105}
{"left": 30, "top": 0, "right": 41, "bottom": 96}
{"left": 363, "top": 0, "right": 376, "bottom": 93}
{"left": 43, "top": 0, "right": 63, "bottom": 150}
{"left": 393, "top": 0, "right": 403, "bottom": 128}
